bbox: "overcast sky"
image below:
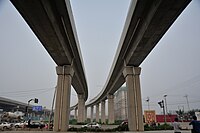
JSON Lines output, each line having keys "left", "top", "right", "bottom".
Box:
{"left": 0, "top": 0, "right": 199, "bottom": 114}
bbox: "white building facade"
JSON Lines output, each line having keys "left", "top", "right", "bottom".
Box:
{"left": 114, "top": 86, "right": 128, "bottom": 120}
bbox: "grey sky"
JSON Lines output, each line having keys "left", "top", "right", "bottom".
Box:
{"left": 0, "top": 0, "right": 199, "bottom": 114}
{"left": 140, "top": 0, "right": 200, "bottom": 112}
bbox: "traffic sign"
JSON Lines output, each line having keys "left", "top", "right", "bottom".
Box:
{"left": 32, "top": 106, "right": 42, "bottom": 111}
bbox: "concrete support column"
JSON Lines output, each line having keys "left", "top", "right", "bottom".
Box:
{"left": 123, "top": 66, "right": 144, "bottom": 131}
{"left": 75, "top": 108, "right": 78, "bottom": 120}
{"left": 54, "top": 65, "right": 74, "bottom": 132}
{"left": 91, "top": 106, "right": 94, "bottom": 122}
{"left": 96, "top": 103, "right": 99, "bottom": 122}
{"left": 78, "top": 94, "right": 85, "bottom": 123}
{"left": 133, "top": 67, "right": 144, "bottom": 131}
{"left": 101, "top": 101, "right": 106, "bottom": 124}
{"left": 108, "top": 95, "right": 114, "bottom": 124}
{"left": 85, "top": 107, "right": 87, "bottom": 122}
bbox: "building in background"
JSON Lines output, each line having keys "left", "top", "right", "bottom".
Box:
{"left": 114, "top": 87, "right": 179, "bottom": 123}
{"left": 114, "top": 86, "right": 128, "bottom": 120}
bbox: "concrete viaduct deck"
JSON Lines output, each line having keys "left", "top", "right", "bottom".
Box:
{"left": 11, "top": 0, "right": 88, "bottom": 132}
{"left": 85, "top": 0, "right": 191, "bottom": 131}
{"left": 10, "top": 0, "right": 191, "bottom": 132}
{"left": 0, "top": 97, "right": 31, "bottom": 112}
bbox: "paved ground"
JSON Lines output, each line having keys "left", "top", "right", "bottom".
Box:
{"left": 71, "top": 124, "right": 118, "bottom": 129}
{"left": 0, "top": 122, "right": 192, "bottom": 133}
{"left": 0, "top": 130, "right": 191, "bottom": 133}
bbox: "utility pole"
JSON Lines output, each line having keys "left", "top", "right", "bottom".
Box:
{"left": 48, "top": 86, "right": 57, "bottom": 130}
{"left": 184, "top": 95, "right": 190, "bottom": 111}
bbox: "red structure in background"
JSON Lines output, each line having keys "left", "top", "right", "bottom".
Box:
{"left": 156, "top": 114, "right": 177, "bottom": 123}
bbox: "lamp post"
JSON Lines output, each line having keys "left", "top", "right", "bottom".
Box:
{"left": 146, "top": 97, "right": 150, "bottom": 110}
{"left": 164, "top": 94, "right": 168, "bottom": 115}
{"left": 184, "top": 95, "right": 190, "bottom": 111}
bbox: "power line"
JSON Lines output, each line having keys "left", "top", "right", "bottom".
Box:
{"left": 1, "top": 88, "right": 54, "bottom": 98}
{"left": 1, "top": 87, "right": 55, "bottom": 94}
{"left": 0, "top": 87, "right": 55, "bottom": 98}
{"left": 144, "top": 74, "right": 200, "bottom": 99}
{"left": 0, "top": 87, "right": 78, "bottom": 99}
{"left": 142, "top": 100, "right": 200, "bottom": 107}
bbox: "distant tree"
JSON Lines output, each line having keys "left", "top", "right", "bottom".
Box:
{"left": 188, "top": 109, "right": 200, "bottom": 117}
{"left": 176, "top": 109, "right": 184, "bottom": 116}
{"left": 175, "top": 109, "right": 200, "bottom": 121}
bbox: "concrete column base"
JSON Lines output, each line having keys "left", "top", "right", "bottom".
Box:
{"left": 123, "top": 66, "right": 144, "bottom": 131}
{"left": 108, "top": 95, "right": 115, "bottom": 124}
{"left": 78, "top": 94, "right": 85, "bottom": 123}
{"left": 54, "top": 65, "right": 74, "bottom": 132}
{"left": 75, "top": 108, "right": 78, "bottom": 120}
{"left": 96, "top": 103, "right": 99, "bottom": 122}
{"left": 101, "top": 101, "right": 106, "bottom": 124}
{"left": 91, "top": 106, "right": 94, "bottom": 122}
{"left": 85, "top": 107, "right": 87, "bottom": 122}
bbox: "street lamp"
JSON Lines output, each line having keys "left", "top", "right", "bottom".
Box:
{"left": 164, "top": 94, "right": 168, "bottom": 115}
{"left": 184, "top": 95, "right": 190, "bottom": 111}
{"left": 146, "top": 97, "right": 150, "bottom": 110}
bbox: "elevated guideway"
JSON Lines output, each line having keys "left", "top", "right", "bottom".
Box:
{"left": 10, "top": 0, "right": 88, "bottom": 101}
{"left": 86, "top": 0, "right": 191, "bottom": 131}
{"left": 0, "top": 97, "right": 50, "bottom": 116}
{"left": 10, "top": 0, "right": 88, "bottom": 131}
{"left": 0, "top": 97, "right": 30, "bottom": 112}
{"left": 86, "top": 0, "right": 191, "bottom": 107}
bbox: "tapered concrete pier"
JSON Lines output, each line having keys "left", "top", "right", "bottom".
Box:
{"left": 108, "top": 94, "right": 114, "bottom": 124}
{"left": 123, "top": 66, "right": 144, "bottom": 131}
{"left": 54, "top": 65, "right": 74, "bottom": 132}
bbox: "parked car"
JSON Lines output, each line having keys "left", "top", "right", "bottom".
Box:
{"left": 117, "top": 120, "right": 128, "bottom": 131}
{"left": 81, "top": 122, "right": 101, "bottom": 129}
{"left": 119, "top": 120, "right": 128, "bottom": 126}
{"left": 0, "top": 122, "right": 13, "bottom": 130}
{"left": 28, "top": 121, "right": 45, "bottom": 128}
{"left": 14, "top": 122, "right": 26, "bottom": 128}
